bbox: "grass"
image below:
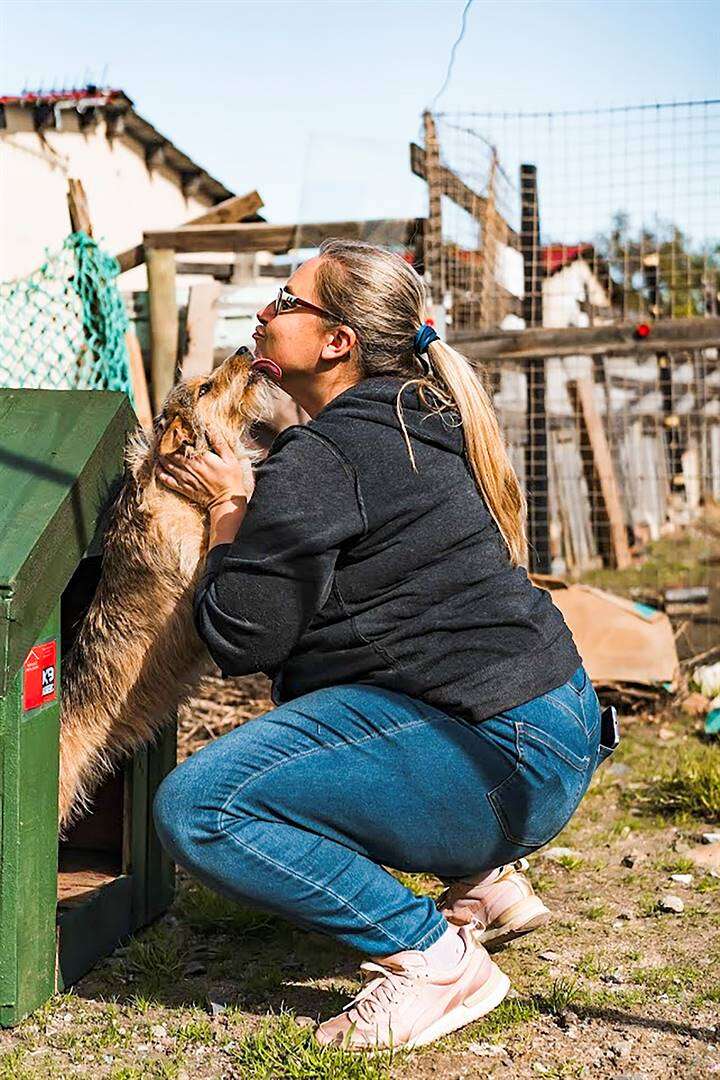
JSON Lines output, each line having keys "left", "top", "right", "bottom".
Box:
{"left": 556, "top": 854, "right": 584, "bottom": 871}
{"left": 630, "top": 964, "right": 700, "bottom": 998}
{"left": 225, "top": 1010, "right": 394, "bottom": 1079}
{"left": 176, "top": 880, "right": 289, "bottom": 939}
{"left": 582, "top": 528, "right": 713, "bottom": 595}
{"left": 655, "top": 854, "right": 696, "bottom": 875}
{"left": 636, "top": 744, "right": 720, "bottom": 823}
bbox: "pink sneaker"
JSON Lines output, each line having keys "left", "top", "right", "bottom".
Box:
{"left": 314, "top": 924, "right": 510, "bottom": 1051}
{"left": 436, "top": 858, "right": 550, "bottom": 948}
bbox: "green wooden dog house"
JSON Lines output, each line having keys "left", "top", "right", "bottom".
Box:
{"left": 0, "top": 388, "right": 175, "bottom": 1027}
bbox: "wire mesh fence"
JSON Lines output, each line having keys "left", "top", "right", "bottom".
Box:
{"left": 418, "top": 101, "right": 720, "bottom": 578}
{"left": 0, "top": 232, "right": 133, "bottom": 399}
{"left": 431, "top": 99, "right": 720, "bottom": 329}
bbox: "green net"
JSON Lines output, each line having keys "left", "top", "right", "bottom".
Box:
{"left": 0, "top": 232, "right": 134, "bottom": 405}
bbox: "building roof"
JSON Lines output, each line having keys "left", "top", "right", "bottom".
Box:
{"left": 542, "top": 243, "right": 595, "bottom": 276}
{"left": 0, "top": 87, "right": 234, "bottom": 204}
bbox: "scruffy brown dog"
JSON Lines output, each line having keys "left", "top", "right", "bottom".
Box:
{"left": 58, "top": 347, "right": 273, "bottom": 835}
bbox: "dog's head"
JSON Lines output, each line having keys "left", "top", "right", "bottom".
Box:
{"left": 153, "top": 346, "right": 273, "bottom": 461}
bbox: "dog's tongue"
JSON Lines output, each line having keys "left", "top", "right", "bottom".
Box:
{"left": 252, "top": 358, "right": 283, "bottom": 379}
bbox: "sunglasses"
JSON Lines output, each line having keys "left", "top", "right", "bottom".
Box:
{"left": 272, "top": 285, "right": 344, "bottom": 324}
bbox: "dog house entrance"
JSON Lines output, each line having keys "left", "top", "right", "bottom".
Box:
{"left": 58, "top": 555, "right": 129, "bottom": 912}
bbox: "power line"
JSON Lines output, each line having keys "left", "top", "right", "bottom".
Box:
{"left": 429, "top": 0, "right": 474, "bottom": 112}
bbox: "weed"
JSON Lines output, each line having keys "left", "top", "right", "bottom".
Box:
{"left": 227, "top": 1009, "right": 394, "bottom": 1078}
{"left": 632, "top": 965, "right": 699, "bottom": 997}
{"left": 575, "top": 952, "right": 603, "bottom": 978}
{"left": 584, "top": 903, "right": 607, "bottom": 921}
{"left": 635, "top": 745, "right": 720, "bottom": 823}
{"left": 110, "top": 1060, "right": 184, "bottom": 1079}
{"left": 655, "top": 855, "right": 696, "bottom": 875}
{"left": 557, "top": 855, "right": 584, "bottom": 871}
{"left": 0, "top": 1049, "right": 31, "bottom": 1080}
{"left": 241, "top": 963, "right": 286, "bottom": 1004}
{"left": 459, "top": 996, "right": 541, "bottom": 1043}
{"left": 126, "top": 993, "right": 153, "bottom": 1014}
{"left": 176, "top": 880, "right": 289, "bottom": 940}
{"left": 540, "top": 977, "right": 580, "bottom": 1016}
{"left": 124, "top": 930, "right": 184, "bottom": 996}
{"left": 174, "top": 1014, "right": 216, "bottom": 1047}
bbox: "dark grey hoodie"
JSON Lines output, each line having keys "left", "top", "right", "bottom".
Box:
{"left": 194, "top": 375, "right": 582, "bottom": 724}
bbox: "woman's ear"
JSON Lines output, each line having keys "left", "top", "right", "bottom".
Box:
{"left": 321, "top": 325, "right": 357, "bottom": 362}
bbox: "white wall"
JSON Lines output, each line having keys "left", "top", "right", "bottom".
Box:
{"left": 0, "top": 109, "right": 214, "bottom": 288}
{"left": 542, "top": 259, "right": 610, "bottom": 329}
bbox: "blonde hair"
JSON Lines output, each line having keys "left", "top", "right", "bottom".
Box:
{"left": 315, "top": 239, "right": 528, "bottom": 567}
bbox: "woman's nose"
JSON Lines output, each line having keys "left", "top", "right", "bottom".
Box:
{"left": 256, "top": 300, "right": 274, "bottom": 323}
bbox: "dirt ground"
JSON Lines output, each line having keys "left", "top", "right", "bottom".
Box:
{"left": 0, "top": 685, "right": 717, "bottom": 1079}
{"left": 1, "top": 518, "right": 719, "bottom": 1079}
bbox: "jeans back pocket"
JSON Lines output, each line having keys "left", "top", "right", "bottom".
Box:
{"left": 487, "top": 715, "right": 592, "bottom": 849}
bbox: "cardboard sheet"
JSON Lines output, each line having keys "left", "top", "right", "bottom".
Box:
{"left": 531, "top": 576, "right": 680, "bottom": 687}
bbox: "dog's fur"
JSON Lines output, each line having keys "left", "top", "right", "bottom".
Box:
{"left": 58, "top": 347, "right": 274, "bottom": 834}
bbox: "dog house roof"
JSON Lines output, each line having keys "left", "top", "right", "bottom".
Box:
{"left": 0, "top": 388, "right": 136, "bottom": 694}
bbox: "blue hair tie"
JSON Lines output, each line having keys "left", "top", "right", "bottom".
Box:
{"left": 413, "top": 323, "right": 440, "bottom": 358}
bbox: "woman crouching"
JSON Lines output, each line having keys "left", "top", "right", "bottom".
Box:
{"left": 152, "top": 240, "right": 603, "bottom": 1051}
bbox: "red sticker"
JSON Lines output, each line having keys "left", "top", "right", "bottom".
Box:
{"left": 23, "top": 640, "right": 57, "bottom": 711}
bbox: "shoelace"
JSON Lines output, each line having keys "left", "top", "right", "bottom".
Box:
{"left": 347, "top": 962, "right": 419, "bottom": 1024}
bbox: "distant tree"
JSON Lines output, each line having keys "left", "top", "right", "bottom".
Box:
{"left": 596, "top": 211, "right": 720, "bottom": 318}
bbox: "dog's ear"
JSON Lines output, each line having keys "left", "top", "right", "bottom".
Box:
{"left": 158, "top": 416, "right": 193, "bottom": 455}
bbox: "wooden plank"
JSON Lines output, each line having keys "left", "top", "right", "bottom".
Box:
{"left": 411, "top": 142, "right": 519, "bottom": 245}
{"left": 147, "top": 249, "right": 179, "bottom": 411}
{"left": 143, "top": 218, "right": 422, "bottom": 255}
{"left": 195, "top": 190, "right": 263, "bottom": 225}
{"left": 570, "top": 377, "right": 632, "bottom": 569}
{"left": 143, "top": 723, "right": 176, "bottom": 924}
{"left": 56, "top": 876, "right": 133, "bottom": 991}
{"left": 422, "top": 114, "right": 444, "bottom": 305}
{"left": 181, "top": 281, "right": 221, "bottom": 380}
{"left": 176, "top": 261, "right": 234, "bottom": 281}
{"left": 125, "top": 328, "right": 153, "bottom": 429}
{"left": 116, "top": 189, "right": 264, "bottom": 273}
{"left": 67, "top": 178, "right": 93, "bottom": 236}
{"left": 449, "top": 317, "right": 720, "bottom": 361}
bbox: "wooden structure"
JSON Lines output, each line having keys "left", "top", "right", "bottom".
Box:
{"left": 412, "top": 114, "right": 720, "bottom": 575}
{"left": 136, "top": 216, "right": 423, "bottom": 411}
{"left": 0, "top": 389, "right": 174, "bottom": 1026}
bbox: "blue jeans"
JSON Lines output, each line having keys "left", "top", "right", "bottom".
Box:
{"left": 153, "top": 665, "right": 603, "bottom": 957}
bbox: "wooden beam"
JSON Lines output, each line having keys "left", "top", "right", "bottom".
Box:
{"left": 175, "top": 261, "right": 234, "bottom": 281}
{"left": 421, "top": 114, "right": 444, "bottom": 305}
{"left": 569, "top": 378, "right": 632, "bottom": 570}
{"left": 67, "top": 179, "right": 93, "bottom": 236}
{"left": 65, "top": 178, "right": 153, "bottom": 422}
{"left": 449, "top": 317, "right": 720, "bottom": 362}
{"left": 143, "top": 218, "right": 423, "bottom": 255}
{"left": 411, "top": 142, "right": 519, "bottom": 244}
{"left": 147, "top": 249, "right": 179, "bottom": 411}
{"left": 116, "top": 189, "right": 265, "bottom": 274}
{"left": 180, "top": 282, "right": 221, "bottom": 381}
{"left": 193, "top": 190, "right": 263, "bottom": 225}
{"left": 124, "top": 329, "right": 153, "bottom": 430}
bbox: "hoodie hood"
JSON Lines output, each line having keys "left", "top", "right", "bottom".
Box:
{"left": 313, "top": 375, "right": 465, "bottom": 455}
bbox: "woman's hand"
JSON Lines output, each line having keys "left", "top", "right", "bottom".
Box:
{"left": 157, "top": 431, "right": 255, "bottom": 510}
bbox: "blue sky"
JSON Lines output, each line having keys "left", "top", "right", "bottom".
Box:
{"left": 1, "top": 0, "right": 718, "bottom": 227}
